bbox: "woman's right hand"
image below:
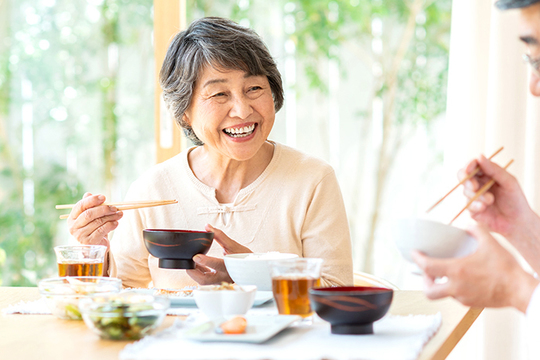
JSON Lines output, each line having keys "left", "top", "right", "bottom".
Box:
{"left": 67, "top": 192, "right": 124, "bottom": 249}
{"left": 460, "top": 155, "right": 533, "bottom": 237}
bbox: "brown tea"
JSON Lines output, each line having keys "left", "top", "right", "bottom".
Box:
{"left": 271, "top": 276, "right": 321, "bottom": 318}
{"left": 58, "top": 260, "right": 103, "bottom": 277}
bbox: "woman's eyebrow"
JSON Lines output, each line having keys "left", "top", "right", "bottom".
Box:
{"left": 519, "top": 35, "right": 539, "bottom": 45}
{"left": 202, "top": 79, "right": 227, "bottom": 88}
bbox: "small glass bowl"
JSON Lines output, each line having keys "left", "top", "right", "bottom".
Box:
{"left": 79, "top": 291, "right": 170, "bottom": 340}
{"left": 38, "top": 277, "right": 122, "bottom": 320}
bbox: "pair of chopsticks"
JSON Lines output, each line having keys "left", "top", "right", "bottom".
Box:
{"left": 56, "top": 199, "right": 178, "bottom": 219}
{"left": 426, "top": 146, "right": 513, "bottom": 224}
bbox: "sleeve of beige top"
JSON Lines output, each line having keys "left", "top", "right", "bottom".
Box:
{"left": 301, "top": 170, "right": 354, "bottom": 287}
{"left": 108, "top": 187, "right": 153, "bottom": 288}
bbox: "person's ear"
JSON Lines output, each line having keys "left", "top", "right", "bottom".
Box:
{"left": 182, "top": 112, "right": 191, "bottom": 126}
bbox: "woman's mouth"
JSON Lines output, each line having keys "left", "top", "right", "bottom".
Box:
{"left": 223, "top": 124, "right": 257, "bottom": 138}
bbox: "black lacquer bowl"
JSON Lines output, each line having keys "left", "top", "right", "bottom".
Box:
{"left": 143, "top": 229, "right": 213, "bottom": 269}
{"left": 309, "top": 286, "right": 393, "bottom": 335}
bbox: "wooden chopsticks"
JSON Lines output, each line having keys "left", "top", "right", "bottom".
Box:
{"left": 448, "top": 159, "right": 513, "bottom": 225}
{"left": 56, "top": 199, "right": 178, "bottom": 219}
{"left": 426, "top": 146, "right": 504, "bottom": 213}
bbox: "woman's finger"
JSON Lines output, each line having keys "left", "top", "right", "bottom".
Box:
{"left": 193, "top": 254, "right": 228, "bottom": 273}
{"left": 186, "top": 256, "right": 232, "bottom": 285}
{"left": 70, "top": 209, "right": 123, "bottom": 239}
{"left": 69, "top": 194, "right": 107, "bottom": 221}
{"left": 206, "top": 224, "right": 252, "bottom": 254}
{"left": 78, "top": 218, "right": 121, "bottom": 247}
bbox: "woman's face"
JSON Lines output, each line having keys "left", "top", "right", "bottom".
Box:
{"left": 183, "top": 66, "right": 276, "bottom": 161}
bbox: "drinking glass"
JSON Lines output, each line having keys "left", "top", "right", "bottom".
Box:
{"left": 54, "top": 245, "right": 107, "bottom": 277}
{"left": 269, "top": 258, "right": 323, "bottom": 320}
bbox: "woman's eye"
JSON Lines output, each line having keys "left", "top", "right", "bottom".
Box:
{"left": 213, "top": 92, "right": 226, "bottom": 97}
{"left": 249, "top": 86, "right": 262, "bottom": 91}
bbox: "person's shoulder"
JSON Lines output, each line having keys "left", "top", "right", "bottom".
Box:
{"left": 274, "top": 142, "right": 335, "bottom": 174}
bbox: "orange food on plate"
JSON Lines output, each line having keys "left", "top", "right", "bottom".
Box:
{"left": 220, "top": 316, "right": 247, "bottom": 334}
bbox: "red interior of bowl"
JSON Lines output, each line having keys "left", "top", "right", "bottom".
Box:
{"left": 312, "top": 286, "right": 391, "bottom": 293}
{"left": 144, "top": 229, "right": 211, "bottom": 234}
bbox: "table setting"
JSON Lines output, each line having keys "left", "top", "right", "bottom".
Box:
{"left": 1, "top": 186, "right": 491, "bottom": 360}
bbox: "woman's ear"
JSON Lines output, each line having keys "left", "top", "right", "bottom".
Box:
{"left": 182, "top": 112, "right": 190, "bottom": 126}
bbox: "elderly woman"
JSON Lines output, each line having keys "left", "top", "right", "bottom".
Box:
{"left": 67, "top": 17, "right": 353, "bottom": 289}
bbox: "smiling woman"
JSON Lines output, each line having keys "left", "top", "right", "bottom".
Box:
{"left": 66, "top": 17, "right": 354, "bottom": 290}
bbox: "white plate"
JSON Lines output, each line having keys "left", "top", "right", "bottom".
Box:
{"left": 141, "top": 290, "right": 274, "bottom": 308}
{"left": 183, "top": 314, "right": 300, "bottom": 343}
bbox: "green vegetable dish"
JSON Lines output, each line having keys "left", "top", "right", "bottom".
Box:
{"left": 80, "top": 292, "right": 170, "bottom": 340}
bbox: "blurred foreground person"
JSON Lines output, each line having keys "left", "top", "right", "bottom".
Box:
{"left": 413, "top": 0, "right": 540, "bottom": 357}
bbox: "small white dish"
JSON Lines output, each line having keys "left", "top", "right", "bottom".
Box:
{"left": 183, "top": 314, "right": 301, "bottom": 343}
{"left": 193, "top": 285, "right": 257, "bottom": 320}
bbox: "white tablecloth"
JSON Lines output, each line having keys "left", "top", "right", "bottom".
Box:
{"left": 120, "top": 312, "right": 442, "bottom": 360}
{"left": 3, "top": 297, "right": 442, "bottom": 360}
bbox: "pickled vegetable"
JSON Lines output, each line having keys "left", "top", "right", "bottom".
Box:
{"left": 219, "top": 316, "right": 247, "bottom": 335}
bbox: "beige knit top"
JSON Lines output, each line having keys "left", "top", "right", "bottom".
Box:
{"left": 109, "top": 142, "right": 353, "bottom": 288}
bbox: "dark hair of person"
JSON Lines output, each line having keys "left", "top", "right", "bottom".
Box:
{"left": 495, "top": 0, "right": 540, "bottom": 10}
{"left": 159, "top": 17, "right": 284, "bottom": 145}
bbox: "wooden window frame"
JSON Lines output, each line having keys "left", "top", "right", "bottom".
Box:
{"left": 153, "top": 0, "right": 187, "bottom": 163}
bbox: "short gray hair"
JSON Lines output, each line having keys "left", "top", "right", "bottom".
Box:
{"left": 159, "top": 17, "right": 284, "bottom": 146}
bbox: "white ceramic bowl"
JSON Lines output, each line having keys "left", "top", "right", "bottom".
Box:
{"left": 224, "top": 252, "right": 299, "bottom": 291}
{"left": 393, "top": 218, "right": 478, "bottom": 262}
{"left": 193, "top": 284, "right": 257, "bottom": 320}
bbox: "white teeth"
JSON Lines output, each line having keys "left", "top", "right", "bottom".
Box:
{"left": 224, "top": 124, "right": 256, "bottom": 137}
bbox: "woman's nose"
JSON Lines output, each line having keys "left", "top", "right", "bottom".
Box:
{"left": 228, "top": 96, "right": 253, "bottom": 119}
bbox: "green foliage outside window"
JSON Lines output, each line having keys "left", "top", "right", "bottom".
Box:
{"left": 0, "top": 0, "right": 153, "bottom": 286}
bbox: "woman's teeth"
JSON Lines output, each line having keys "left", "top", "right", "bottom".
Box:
{"left": 223, "top": 124, "right": 256, "bottom": 138}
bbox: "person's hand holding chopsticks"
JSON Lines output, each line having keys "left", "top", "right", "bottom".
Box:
{"left": 458, "top": 154, "right": 540, "bottom": 275}
{"left": 66, "top": 192, "right": 124, "bottom": 250}
{"left": 459, "top": 155, "right": 532, "bottom": 237}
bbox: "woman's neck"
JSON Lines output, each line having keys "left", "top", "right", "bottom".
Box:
{"left": 188, "top": 142, "right": 274, "bottom": 203}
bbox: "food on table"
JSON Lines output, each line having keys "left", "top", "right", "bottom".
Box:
{"left": 211, "top": 282, "right": 241, "bottom": 291}
{"left": 80, "top": 291, "right": 170, "bottom": 340}
{"left": 217, "top": 316, "right": 248, "bottom": 334}
{"left": 38, "top": 277, "right": 122, "bottom": 320}
{"left": 154, "top": 287, "right": 196, "bottom": 297}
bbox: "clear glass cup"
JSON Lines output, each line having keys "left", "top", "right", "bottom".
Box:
{"left": 54, "top": 245, "right": 107, "bottom": 277}
{"left": 269, "top": 258, "right": 323, "bottom": 320}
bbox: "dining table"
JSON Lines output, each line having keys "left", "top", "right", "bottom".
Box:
{"left": 0, "top": 287, "right": 482, "bottom": 360}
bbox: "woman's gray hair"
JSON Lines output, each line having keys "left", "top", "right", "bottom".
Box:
{"left": 159, "top": 17, "right": 284, "bottom": 145}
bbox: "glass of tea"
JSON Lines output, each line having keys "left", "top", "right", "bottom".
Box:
{"left": 54, "top": 245, "right": 107, "bottom": 277}
{"left": 269, "top": 258, "right": 323, "bottom": 320}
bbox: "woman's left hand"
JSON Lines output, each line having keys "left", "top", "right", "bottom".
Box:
{"left": 186, "top": 255, "right": 233, "bottom": 285}
{"left": 186, "top": 224, "right": 252, "bottom": 285}
{"left": 206, "top": 224, "right": 252, "bottom": 255}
